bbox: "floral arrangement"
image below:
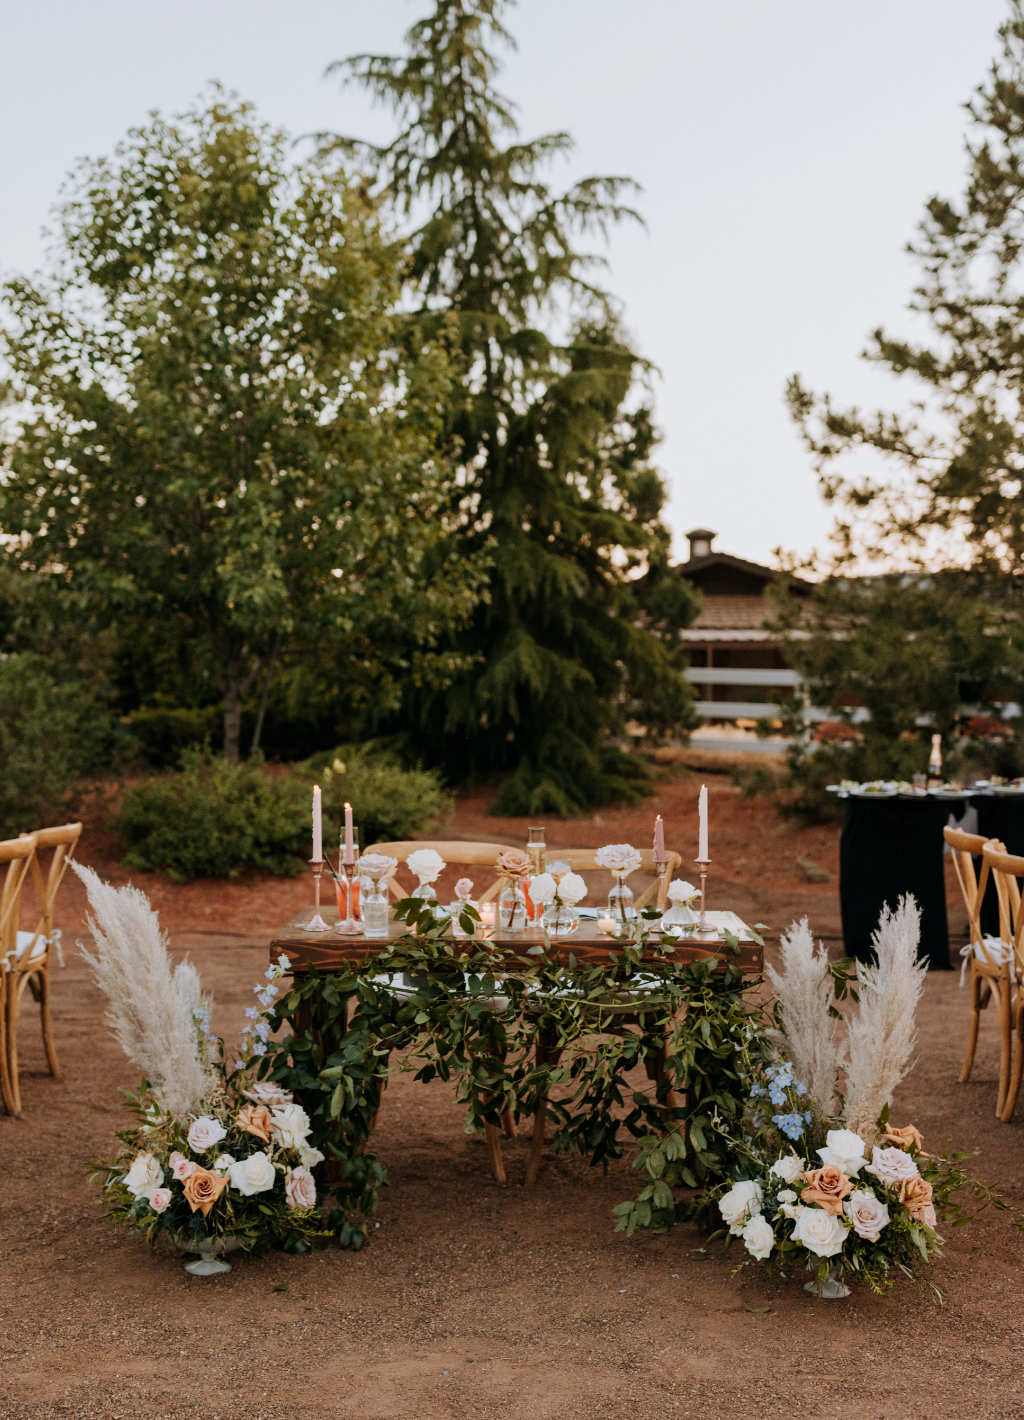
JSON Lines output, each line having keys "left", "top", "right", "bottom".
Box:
{"left": 406, "top": 848, "right": 445, "bottom": 883}
{"left": 359, "top": 852, "right": 398, "bottom": 890}
{"left": 699, "top": 900, "right": 1022, "bottom": 1295}
{"left": 529, "top": 869, "right": 587, "bottom": 909}
{"left": 595, "top": 843, "right": 643, "bottom": 877}
{"left": 454, "top": 876, "right": 474, "bottom": 900}
{"left": 79, "top": 866, "right": 331, "bottom": 1263}
{"left": 667, "top": 879, "right": 700, "bottom": 906}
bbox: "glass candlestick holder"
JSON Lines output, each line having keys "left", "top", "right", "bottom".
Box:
{"left": 336, "top": 860, "right": 363, "bottom": 935}
{"left": 301, "top": 860, "right": 331, "bottom": 933}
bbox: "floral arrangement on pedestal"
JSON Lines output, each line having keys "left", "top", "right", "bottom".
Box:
{"left": 80, "top": 866, "right": 332, "bottom": 1266}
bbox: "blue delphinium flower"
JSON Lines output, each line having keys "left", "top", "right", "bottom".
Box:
{"left": 772, "top": 1111, "right": 806, "bottom": 1140}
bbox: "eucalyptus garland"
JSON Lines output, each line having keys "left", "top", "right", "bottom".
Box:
{"left": 262, "top": 901, "right": 773, "bottom": 1248}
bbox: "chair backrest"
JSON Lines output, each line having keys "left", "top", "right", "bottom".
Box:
{"left": 366, "top": 840, "right": 682, "bottom": 911}
{"left": 982, "top": 842, "right": 1024, "bottom": 975}
{"left": 19, "top": 822, "right": 82, "bottom": 956}
{"left": 944, "top": 826, "right": 996, "bottom": 950}
{"left": 0, "top": 835, "right": 39, "bottom": 960}
{"left": 366, "top": 841, "right": 517, "bottom": 901}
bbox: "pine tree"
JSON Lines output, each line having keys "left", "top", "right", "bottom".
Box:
{"left": 324, "top": 0, "right": 697, "bottom": 814}
{"left": 782, "top": 2, "right": 1024, "bottom": 792}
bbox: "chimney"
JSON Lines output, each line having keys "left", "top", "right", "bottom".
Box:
{"left": 686, "top": 528, "right": 717, "bottom": 561}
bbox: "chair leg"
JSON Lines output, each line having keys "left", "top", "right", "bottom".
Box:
{"left": 485, "top": 1122, "right": 506, "bottom": 1184}
{"left": 6, "top": 976, "right": 23, "bottom": 1117}
{"left": 960, "top": 970, "right": 985, "bottom": 1084}
{"left": 0, "top": 978, "right": 15, "bottom": 1116}
{"left": 996, "top": 980, "right": 1013, "bottom": 1118}
{"left": 37, "top": 967, "right": 61, "bottom": 1081}
{"left": 1001, "top": 1003, "right": 1024, "bottom": 1124}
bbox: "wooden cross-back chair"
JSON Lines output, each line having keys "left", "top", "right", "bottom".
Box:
{"left": 0, "top": 835, "right": 39, "bottom": 1115}
{"left": 944, "top": 826, "right": 1011, "bottom": 1111}
{"left": 5, "top": 823, "right": 82, "bottom": 1116}
{"left": 535, "top": 847, "right": 682, "bottom": 914}
{"left": 981, "top": 842, "right": 1024, "bottom": 1123}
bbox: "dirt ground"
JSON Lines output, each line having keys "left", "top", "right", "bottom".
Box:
{"left": 4, "top": 775, "right": 1020, "bottom": 1420}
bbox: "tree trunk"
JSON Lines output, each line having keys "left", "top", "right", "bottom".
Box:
{"left": 250, "top": 635, "right": 280, "bottom": 757}
{"left": 222, "top": 658, "right": 243, "bottom": 765}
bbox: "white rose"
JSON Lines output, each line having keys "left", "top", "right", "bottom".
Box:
{"left": 557, "top": 872, "right": 587, "bottom": 905}
{"left": 359, "top": 853, "right": 397, "bottom": 882}
{"left": 124, "top": 1151, "right": 163, "bottom": 1198}
{"left": 843, "top": 1190, "right": 890, "bottom": 1242}
{"left": 817, "top": 1128, "right": 868, "bottom": 1178}
{"left": 777, "top": 1189, "right": 797, "bottom": 1204}
{"left": 270, "top": 1103, "right": 313, "bottom": 1151}
{"left": 742, "top": 1214, "right": 775, "bottom": 1261}
{"left": 667, "top": 879, "right": 699, "bottom": 905}
{"left": 213, "top": 1154, "right": 235, "bottom": 1174}
{"left": 187, "top": 1116, "right": 227, "bottom": 1152}
{"left": 242, "top": 1081, "right": 293, "bottom": 1108}
{"left": 407, "top": 848, "right": 445, "bottom": 882}
{"left": 790, "top": 1206, "right": 849, "bottom": 1258}
{"left": 285, "top": 1166, "right": 317, "bottom": 1210}
{"left": 227, "top": 1151, "right": 277, "bottom": 1196}
{"left": 529, "top": 873, "right": 556, "bottom": 904}
{"left": 297, "top": 1144, "right": 325, "bottom": 1169}
{"left": 719, "top": 1179, "right": 763, "bottom": 1234}
{"left": 594, "top": 843, "right": 643, "bottom": 877}
{"left": 769, "top": 1154, "right": 805, "bottom": 1185}
{"left": 864, "top": 1145, "right": 920, "bottom": 1188}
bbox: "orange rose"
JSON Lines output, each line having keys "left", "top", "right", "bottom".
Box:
{"left": 800, "top": 1163, "right": 854, "bottom": 1216}
{"left": 182, "top": 1166, "right": 229, "bottom": 1217}
{"left": 882, "top": 1123, "right": 927, "bottom": 1157}
{"left": 237, "top": 1103, "right": 273, "bottom": 1143}
{"left": 898, "top": 1174, "right": 934, "bottom": 1218}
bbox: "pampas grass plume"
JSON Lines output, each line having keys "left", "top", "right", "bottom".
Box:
{"left": 765, "top": 917, "right": 839, "bottom": 1126}
{"left": 843, "top": 895, "right": 927, "bottom": 1143}
{"left": 76, "top": 863, "right": 212, "bottom": 1116}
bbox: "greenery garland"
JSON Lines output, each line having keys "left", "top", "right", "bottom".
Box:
{"left": 263, "top": 902, "right": 773, "bottom": 1248}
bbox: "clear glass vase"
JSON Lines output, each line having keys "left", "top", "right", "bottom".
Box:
{"left": 498, "top": 884, "right": 527, "bottom": 932}
{"left": 660, "top": 901, "right": 698, "bottom": 927}
{"left": 608, "top": 874, "right": 634, "bottom": 927}
{"left": 543, "top": 900, "right": 580, "bottom": 935}
{"left": 804, "top": 1262, "right": 851, "bottom": 1298}
{"left": 362, "top": 883, "right": 390, "bottom": 938}
{"left": 449, "top": 897, "right": 474, "bottom": 938}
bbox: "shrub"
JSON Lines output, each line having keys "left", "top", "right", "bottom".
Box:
{"left": 114, "top": 750, "right": 308, "bottom": 882}
{"left": 0, "top": 653, "right": 120, "bottom": 839}
{"left": 112, "top": 743, "right": 452, "bottom": 881}
{"left": 300, "top": 744, "right": 452, "bottom": 848}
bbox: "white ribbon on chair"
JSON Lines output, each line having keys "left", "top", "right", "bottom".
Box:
{"left": 960, "top": 933, "right": 1016, "bottom": 989}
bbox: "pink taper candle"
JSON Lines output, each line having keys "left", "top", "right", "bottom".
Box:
{"left": 698, "top": 784, "right": 708, "bottom": 861}
{"left": 312, "top": 785, "right": 323, "bottom": 861}
{"left": 654, "top": 813, "right": 665, "bottom": 863}
{"left": 343, "top": 801, "right": 354, "bottom": 865}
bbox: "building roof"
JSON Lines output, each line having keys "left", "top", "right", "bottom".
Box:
{"left": 678, "top": 550, "right": 813, "bottom": 597}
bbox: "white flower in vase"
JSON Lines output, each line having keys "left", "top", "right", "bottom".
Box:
{"left": 790, "top": 1206, "right": 849, "bottom": 1258}
{"left": 816, "top": 1128, "right": 869, "bottom": 1178}
{"left": 270, "top": 1103, "right": 313, "bottom": 1151}
{"left": 864, "top": 1145, "right": 920, "bottom": 1187}
{"left": 406, "top": 848, "right": 445, "bottom": 882}
{"left": 594, "top": 844, "right": 643, "bottom": 877}
{"left": 227, "top": 1151, "right": 277, "bottom": 1196}
{"left": 768, "top": 1153, "right": 805, "bottom": 1185}
{"left": 359, "top": 853, "right": 398, "bottom": 887}
{"left": 529, "top": 873, "right": 556, "bottom": 905}
{"left": 742, "top": 1214, "right": 775, "bottom": 1261}
{"left": 123, "top": 1151, "right": 164, "bottom": 1198}
{"left": 662, "top": 878, "right": 701, "bottom": 926}
{"left": 719, "top": 1179, "right": 763, "bottom": 1234}
{"left": 557, "top": 872, "right": 587, "bottom": 905}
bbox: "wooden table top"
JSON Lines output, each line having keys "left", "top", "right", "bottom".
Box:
{"left": 269, "top": 908, "right": 763, "bottom": 975}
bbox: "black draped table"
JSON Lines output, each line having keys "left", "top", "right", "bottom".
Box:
{"left": 839, "top": 796, "right": 952, "bottom": 969}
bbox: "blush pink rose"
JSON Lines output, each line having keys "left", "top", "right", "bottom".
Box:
{"left": 169, "top": 1151, "right": 196, "bottom": 1181}
{"left": 148, "top": 1188, "right": 172, "bottom": 1214}
{"left": 284, "top": 1166, "right": 317, "bottom": 1211}
{"left": 919, "top": 1203, "right": 937, "bottom": 1229}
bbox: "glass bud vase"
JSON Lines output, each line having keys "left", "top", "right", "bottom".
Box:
{"left": 543, "top": 900, "right": 579, "bottom": 935}
{"left": 660, "top": 901, "right": 698, "bottom": 928}
{"left": 498, "top": 884, "right": 527, "bottom": 932}
{"left": 412, "top": 877, "right": 443, "bottom": 919}
{"left": 362, "top": 882, "right": 390, "bottom": 938}
{"left": 608, "top": 875, "right": 634, "bottom": 928}
{"left": 449, "top": 897, "right": 474, "bottom": 938}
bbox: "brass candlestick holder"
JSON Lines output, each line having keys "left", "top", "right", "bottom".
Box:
{"left": 336, "top": 859, "right": 362, "bottom": 935}
{"left": 693, "top": 857, "right": 718, "bottom": 941}
{"left": 301, "top": 859, "right": 331, "bottom": 933}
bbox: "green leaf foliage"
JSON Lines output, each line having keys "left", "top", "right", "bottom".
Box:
{"left": 324, "top": 1, "right": 699, "bottom": 813}
{"left": 0, "top": 92, "right": 487, "bottom": 764}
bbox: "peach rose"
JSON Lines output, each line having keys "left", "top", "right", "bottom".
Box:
{"left": 882, "top": 1123, "right": 927, "bottom": 1157}
{"left": 898, "top": 1174, "right": 934, "bottom": 1219}
{"left": 237, "top": 1103, "right": 273, "bottom": 1143}
{"left": 496, "top": 849, "right": 531, "bottom": 880}
{"left": 182, "top": 1166, "right": 229, "bottom": 1217}
{"left": 800, "top": 1164, "right": 854, "bottom": 1216}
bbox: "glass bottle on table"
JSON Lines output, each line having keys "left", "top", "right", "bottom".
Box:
{"left": 498, "top": 881, "right": 527, "bottom": 932}
{"left": 608, "top": 874, "right": 634, "bottom": 929}
{"left": 362, "top": 873, "right": 390, "bottom": 938}
{"left": 335, "top": 829, "right": 360, "bottom": 922}
{"left": 527, "top": 826, "right": 546, "bottom": 876}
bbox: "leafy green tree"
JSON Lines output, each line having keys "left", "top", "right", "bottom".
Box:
{"left": 1, "top": 95, "right": 485, "bottom": 762}
{"left": 781, "top": 2, "right": 1024, "bottom": 801}
{"left": 324, "top": 0, "right": 697, "bottom": 814}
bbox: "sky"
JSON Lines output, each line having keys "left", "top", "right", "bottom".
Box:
{"left": 0, "top": 0, "right": 1009, "bottom": 568}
